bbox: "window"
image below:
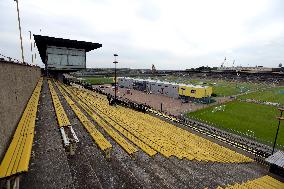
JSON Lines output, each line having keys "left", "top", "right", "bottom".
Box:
{"left": 191, "top": 90, "right": 196, "bottom": 94}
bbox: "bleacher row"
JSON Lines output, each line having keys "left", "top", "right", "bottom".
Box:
{"left": 48, "top": 80, "right": 71, "bottom": 128}
{"left": 184, "top": 117, "right": 272, "bottom": 157}
{"left": 57, "top": 82, "right": 138, "bottom": 156}
{"left": 48, "top": 80, "right": 81, "bottom": 154}
{"left": 94, "top": 84, "right": 273, "bottom": 158}
{"left": 217, "top": 175, "right": 284, "bottom": 189}
{"left": 54, "top": 81, "right": 112, "bottom": 157}
{"left": 57, "top": 81, "right": 252, "bottom": 163}
{"left": 0, "top": 78, "right": 43, "bottom": 179}
{"left": 147, "top": 108, "right": 272, "bottom": 158}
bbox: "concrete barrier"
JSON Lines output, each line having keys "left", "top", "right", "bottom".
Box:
{"left": 0, "top": 61, "right": 41, "bottom": 160}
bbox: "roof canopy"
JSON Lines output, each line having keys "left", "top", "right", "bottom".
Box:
{"left": 34, "top": 35, "right": 102, "bottom": 63}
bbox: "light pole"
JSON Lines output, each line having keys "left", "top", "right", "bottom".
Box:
{"left": 14, "top": 0, "right": 25, "bottom": 63}
{"left": 272, "top": 108, "right": 284, "bottom": 155}
{"left": 29, "top": 31, "right": 34, "bottom": 65}
{"left": 113, "top": 54, "right": 118, "bottom": 104}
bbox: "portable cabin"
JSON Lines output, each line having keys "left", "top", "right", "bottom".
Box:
{"left": 178, "top": 84, "right": 212, "bottom": 99}
{"left": 118, "top": 77, "right": 134, "bottom": 88}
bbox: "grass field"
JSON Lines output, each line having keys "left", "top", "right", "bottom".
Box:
{"left": 141, "top": 76, "right": 267, "bottom": 97}
{"left": 187, "top": 101, "right": 284, "bottom": 146}
{"left": 212, "top": 81, "right": 265, "bottom": 97}
{"left": 83, "top": 77, "right": 114, "bottom": 85}
{"left": 238, "top": 86, "right": 284, "bottom": 105}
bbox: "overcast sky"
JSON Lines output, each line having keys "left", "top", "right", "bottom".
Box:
{"left": 1, "top": 0, "right": 284, "bottom": 69}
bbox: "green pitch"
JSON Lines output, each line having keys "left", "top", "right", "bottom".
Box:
{"left": 187, "top": 101, "right": 284, "bottom": 146}
{"left": 238, "top": 86, "right": 284, "bottom": 105}
{"left": 212, "top": 81, "right": 265, "bottom": 97}
{"left": 83, "top": 77, "right": 114, "bottom": 85}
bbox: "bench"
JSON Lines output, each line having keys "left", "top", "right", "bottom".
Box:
{"left": 48, "top": 80, "right": 79, "bottom": 155}
{"left": 0, "top": 78, "right": 43, "bottom": 189}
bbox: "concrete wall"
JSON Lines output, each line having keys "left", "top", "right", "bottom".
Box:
{"left": 0, "top": 61, "right": 41, "bottom": 160}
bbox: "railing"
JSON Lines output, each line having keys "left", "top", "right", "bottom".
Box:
{"left": 187, "top": 116, "right": 284, "bottom": 151}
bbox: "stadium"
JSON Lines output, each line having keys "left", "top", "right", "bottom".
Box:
{"left": 1, "top": 1, "right": 284, "bottom": 189}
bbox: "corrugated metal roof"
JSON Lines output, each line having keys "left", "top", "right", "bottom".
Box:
{"left": 118, "top": 77, "right": 211, "bottom": 88}
{"left": 266, "top": 151, "right": 284, "bottom": 168}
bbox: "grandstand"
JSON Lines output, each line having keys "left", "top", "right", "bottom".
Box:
{"left": 2, "top": 2, "right": 284, "bottom": 187}
{"left": 1, "top": 71, "right": 284, "bottom": 188}
{"left": 63, "top": 83, "right": 251, "bottom": 162}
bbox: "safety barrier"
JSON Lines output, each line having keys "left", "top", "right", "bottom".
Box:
{"left": 0, "top": 77, "right": 43, "bottom": 189}
{"left": 55, "top": 81, "right": 112, "bottom": 158}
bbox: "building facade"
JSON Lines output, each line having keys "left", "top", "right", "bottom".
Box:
{"left": 118, "top": 77, "right": 212, "bottom": 100}
{"left": 34, "top": 35, "right": 102, "bottom": 71}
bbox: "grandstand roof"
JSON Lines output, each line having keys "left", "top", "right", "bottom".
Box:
{"left": 34, "top": 35, "right": 102, "bottom": 63}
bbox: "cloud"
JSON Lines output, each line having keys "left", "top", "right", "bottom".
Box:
{"left": 0, "top": 0, "right": 284, "bottom": 69}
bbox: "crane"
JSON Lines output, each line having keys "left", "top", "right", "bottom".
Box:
{"left": 152, "top": 64, "right": 156, "bottom": 73}
{"left": 221, "top": 57, "right": 226, "bottom": 67}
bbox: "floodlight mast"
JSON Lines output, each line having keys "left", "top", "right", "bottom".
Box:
{"left": 14, "top": 0, "right": 25, "bottom": 63}
{"left": 29, "top": 31, "right": 34, "bottom": 65}
{"left": 113, "top": 54, "right": 118, "bottom": 104}
{"left": 272, "top": 108, "right": 284, "bottom": 155}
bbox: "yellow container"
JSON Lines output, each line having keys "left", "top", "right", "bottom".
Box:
{"left": 178, "top": 85, "right": 212, "bottom": 98}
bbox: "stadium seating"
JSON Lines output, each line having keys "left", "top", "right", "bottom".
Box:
{"left": 218, "top": 175, "right": 284, "bottom": 189}
{"left": 55, "top": 81, "right": 112, "bottom": 157}
{"left": 71, "top": 89, "right": 157, "bottom": 157}
{"left": 48, "top": 80, "right": 71, "bottom": 127}
{"left": 0, "top": 78, "right": 43, "bottom": 185}
{"left": 59, "top": 82, "right": 138, "bottom": 156}
{"left": 48, "top": 80, "right": 79, "bottom": 153}
{"left": 58, "top": 82, "right": 253, "bottom": 163}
